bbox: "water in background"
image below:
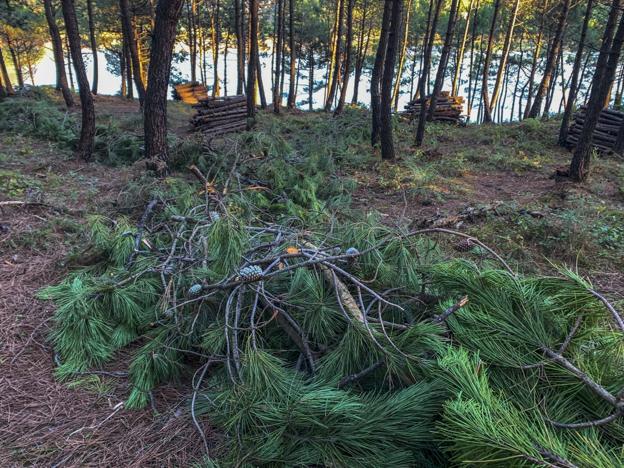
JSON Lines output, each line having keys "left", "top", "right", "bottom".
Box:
{"left": 30, "top": 45, "right": 575, "bottom": 122}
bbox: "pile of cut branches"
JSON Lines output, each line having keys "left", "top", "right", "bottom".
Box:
{"left": 42, "top": 167, "right": 624, "bottom": 466}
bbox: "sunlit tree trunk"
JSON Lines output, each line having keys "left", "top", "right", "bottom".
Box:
{"left": 392, "top": 0, "right": 413, "bottom": 110}
{"left": 86, "top": 0, "right": 99, "bottom": 94}
{"left": 351, "top": 0, "right": 372, "bottom": 104}
{"left": 487, "top": 0, "right": 520, "bottom": 120}
{"left": 120, "top": 0, "right": 146, "bottom": 106}
{"left": 527, "top": 0, "right": 570, "bottom": 118}
{"left": 325, "top": 0, "right": 345, "bottom": 111}
{"left": 452, "top": 0, "right": 474, "bottom": 97}
{"left": 428, "top": 0, "right": 459, "bottom": 120}
{"left": 0, "top": 48, "right": 13, "bottom": 95}
{"left": 335, "top": 0, "right": 355, "bottom": 115}
{"left": 211, "top": 0, "right": 221, "bottom": 97}
{"left": 43, "top": 0, "right": 73, "bottom": 107}
{"left": 0, "top": 48, "right": 12, "bottom": 95}
{"left": 273, "top": 0, "right": 284, "bottom": 112}
{"left": 415, "top": 0, "right": 443, "bottom": 145}
{"left": 480, "top": 0, "right": 501, "bottom": 123}
{"left": 286, "top": 0, "right": 296, "bottom": 108}
{"left": 60, "top": 0, "right": 95, "bottom": 161}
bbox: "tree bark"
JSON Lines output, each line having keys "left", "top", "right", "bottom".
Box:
{"left": 559, "top": 0, "right": 594, "bottom": 145}
{"left": 570, "top": 0, "right": 623, "bottom": 181}
{"left": 415, "top": 0, "right": 443, "bottom": 145}
{"left": 335, "top": 0, "right": 355, "bottom": 115}
{"left": 247, "top": 0, "right": 259, "bottom": 118}
{"left": 86, "top": 0, "right": 99, "bottom": 94}
{"left": 144, "top": 0, "right": 185, "bottom": 175}
{"left": 287, "top": 0, "right": 297, "bottom": 108}
{"left": 380, "top": 0, "right": 403, "bottom": 160}
{"left": 273, "top": 0, "right": 285, "bottom": 112}
{"left": 428, "top": 0, "right": 459, "bottom": 120}
{"left": 7, "top": 40, "right": 24, "bottom": 88}
{"left": 486, "top": 0, "right": 520, "bottom": 121}
{"left": 351, "top": 0, "right": 372, "bottom": 104}
{"left": 480, "top": 0, "right": 501, "bottom": 123}
{"left": 0, "top": 48, "right": 13, "bottom": 95}
{"left": 43, "top": 0, "right": 74, "bottom": 107}
{"left": 234, "top": 0, "right": 245, "bottom": 94}
{"left": 60, "top": 0, "right": 95, "bottom": 161}
{"left": 527, "top": 0, "right": 570, "bottom": 118}
{"left": 392, "top": 0, "right": 413, "bottom": 110}
{"left": 451, "top": 0, "right": 474, "bottom": 96}
{"left": 120, "top": 0, "right": 146, "bottom": 106}
{"left": 325, "top": 0, "right": 345, "bottom": 111}
{"left": 211, "top": 0, "right": 221, "bottom": 97}
{"left": 371, "top": 0, "right": 393, "bottom": 146}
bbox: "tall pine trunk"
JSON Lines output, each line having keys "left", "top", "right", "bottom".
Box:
{"left": 273, "top": 0, "right": 285, "bottom": 112}
{"left": 234, "top": 0, "right": 245, "bottom": 94}
{"left": 371, "top": 0, "right": 393, "bottom": 146}
{"left": 43, "top": 0, "right": 73, "bottom": 107}
{"left": 392, "top": 0, "right": 413, "bottom": 110}
{"left": 559, "top": 0, "right": 593, "bottom": 145}
{"left": 380, "top": 0, "right": 403, "bottom": 160}
{"left": 0, "top": 49, "right": 13, "bottom": 95}
{"left": 247, "top": 0, "right": 259, "bottom": 117}
{"left": 86, "top": 0, "right": 99, "bottom": 94}
{"left": 351, "top": 1, "right": 371, "bottom": 104}
{"left": 287, "top": 0, "right": 297, "bottom": 108}
{"left": 486, "top": 0, "right": 520, "bottom": 121}
{"left": 335, "top": 0, "right": 355, "bottom": 115}
{"left": 527, "top": 0, "right": 570, "bottom": 118}
{"left": 569, "top": 0, "right": 622, "bottom": 181}
{"left": 428, "top": 0, "right": 459, "bottom": 120}
{"left": 415, "top": 0, "right": 443, "bottom": 145}
{"left": 60, "top": 0, "right": 95, "bottom": 161}
{"left": 325, "top": 0, "right": 345, "bottom": 111}
{"left": 452, "top": 0, "right": 474, "bottom": 96}
{"left": 144, "top": 0, "right": 185, "bottom": 175}
{"left": 480, "top": 0, "right": 501, "bottom": 123}
{"left": 120, "top": 0, "right": 146, "bottom": 106}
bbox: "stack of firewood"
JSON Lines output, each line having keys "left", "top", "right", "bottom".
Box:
{"left": 174, "top": 82, "right": 209, "bottom": 104}
{"left": 566, "top": 106, "right": 624, "bottom": 152}
{"left": 404, "top": 91, "right": 464, "bottom": 123}
{"left": 190, "top": 95, "right": 248, "bottom": 138}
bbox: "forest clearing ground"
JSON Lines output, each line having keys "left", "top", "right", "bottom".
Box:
{"left": 1, "top": 96, "right": 623, "bottom": 464}
{"left": 0, "top": 135, "right": 212, "bottom": 465}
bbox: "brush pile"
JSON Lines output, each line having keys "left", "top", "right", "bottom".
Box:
{"left": 190, "top": 95, "right": 248, "bottom": 139}
{"left": 42, "top": 129, "right": 624, "bottom": 466}
{"left": 565, "top": 106, "right": 624, "bottom": 152}
{"left": 174, "top": 82, "right": 209, "bottom": 105}
{"left": 404, "top": 91, "right": 465, "bottom": 123}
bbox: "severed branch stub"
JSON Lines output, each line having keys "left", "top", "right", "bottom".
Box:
{"left": 434, "top": 296, "right": 469, "bottom": 323}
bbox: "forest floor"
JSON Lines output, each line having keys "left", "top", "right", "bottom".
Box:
{"left": 1, "top": 92, "right": 623, "bottom": 465}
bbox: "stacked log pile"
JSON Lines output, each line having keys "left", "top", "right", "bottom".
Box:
{"left": 404, "top": 91, "right": 464, "bottom": 123}
{"left": 190, "top": 95, "right": 248, "bottom": 138}
{"left": 566, "top": 106, "right": 624, "bottom": 152}
{"left": 174, "top": 82, "right": 208, "bottom": 104}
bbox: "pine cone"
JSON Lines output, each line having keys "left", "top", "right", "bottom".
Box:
{"left": 188, "top": 284, "right": 203, "bottom": 297}
{"left": 454, "top": 238, "right": 474, "bottom": 252}
{"left": 238, "top": 265, "right": 263, "bottom": 282}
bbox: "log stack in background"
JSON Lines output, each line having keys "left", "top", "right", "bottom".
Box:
{"left": 174, "top": 82, "right": 209, "bottom": 104}
{"left": 404, "top": 91, "right": 465, "bottom": 124}
{"left": 566, "top": 106, "right": 624, "bottom": 153}
{"left": 190, "top": 95, "right": 248, "bottom": 139}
